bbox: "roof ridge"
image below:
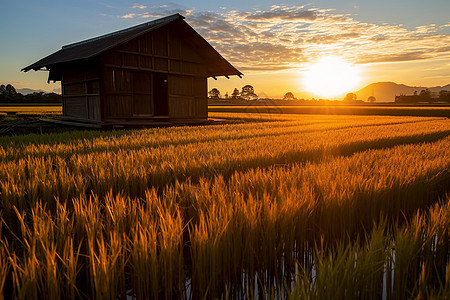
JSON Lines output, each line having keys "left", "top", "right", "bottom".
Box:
{"left": 62, "top": 13, "right": 184, "bottom": 50}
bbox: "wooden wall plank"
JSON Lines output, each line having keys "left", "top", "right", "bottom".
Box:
{"left": 153, "top": 28, "right": 168, "bottom": 56}
{"left": 168, "top": 75, "right": 192, "bottom": 96}
{"left": 180, "top": 41, "right": 203, "bottom": 63}
{"left": 133, "top": 72, "right": 152, "bottom": 93}
{"left": 64, "top": 83, "right": 86, "bottom": 96}
{"left": 194, "top": 97, "right": 208, "bottom": 118}
{"left": 102, "top": 52, "right": 122, "bottom": 66}
{"left": 65, "top": 97, "right": 88, "bottom": 119}
{"left": 123, "top": 53, "right": 138, "bottom": 68}
{"left": 138, "top": 34, "right": 152, "bottom": 55}
{"left": 87, "top": 81, "right": 100, "bottom": 94}
{"left": 154, "top": 58, "right": 168, "bottom": 71}
{"left": 133, "top": 94, "right": 153, "bottom": 116}
{"left": 88, "top": 96, "right": 101, "bottom": 121}
{"left": 104, "top": 95, "right": 133, "bottom": 119}
{"left": 139, "top": 56, "right": 152, "bottom": 69}
{"left": 169, "top": 60, "right": 181, "bottom": 73}
{"left": 169, "top": 29, "right": 181, "bottom": 59}
{"left": 193, "top": 78, "right": 207, "bottom": 97}
{"left": 103, "top": 68, "right": 133, "bottom": 92}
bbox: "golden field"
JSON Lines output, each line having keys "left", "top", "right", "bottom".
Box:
{"left": 209, "top": 105, "right": 450, "bottom": 118}
{"left": 0, "top": 106, "right": 61, "bottom": 113}
{"left": 0, "top": 112, "right": 449, "bottom": 299}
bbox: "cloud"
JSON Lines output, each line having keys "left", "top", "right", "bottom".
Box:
{"left": 359, "top": 52, "right": 430, "bottom": 64}
{"left": 433, "top": 46, "right": 450, "bottom": 53}
{"left": 1, "top": 81, "right": 29, "bottom": 86}
{"left": 306, "top": 32, "right": 360, "bottom": 44}
{"left": 120, "top": 13, "right": 135, "bottom": 19}
{"left": 414, "top": 24, "right": 437, "bottom": 34}
{"left": 140, "top": 13, "right": 160, "bottom": 18}
{"left": 222, "top": 42, "right": 303, "bottom": 70}
{"left": 245, "top": 9, "right": 317, "bottom": 21}
{"left": 114, "top": 5, "right": 450, "bottom": 72}
{"left": 131, "top": 4, "right": 147, "bottom": 9}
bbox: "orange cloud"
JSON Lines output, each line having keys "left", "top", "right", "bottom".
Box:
{"left": 131, "top": 4, "right": 147, "bottom": 9}
{"left": 120, "top": 13, "right": 135, "bottom": 19}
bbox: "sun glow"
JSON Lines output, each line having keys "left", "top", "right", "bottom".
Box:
{"left": 303, "top": 56, "right": 361, "bottom": 98}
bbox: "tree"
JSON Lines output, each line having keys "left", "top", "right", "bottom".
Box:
{"left": 283, "top": 92, "right": 296, "bottom": 100}
{"left": 208, "top": 88, "right": 221, "bottom": 99}
{"left": 367, "top": 96, "right": 376, "bottom": 103}
{"left": 241, "top": 85, "right": 257, "bottom": 100}
{"left": 419, "top": 89, "right": 431, "bottom": 99}
{"left": 439, "top": 90, "right": 448, "bottom": 99}
{"left": 344, "top": 93, "right": 356, "bottom": 101}
{"left": 5, "top": 84, "right": 17, "bottom": 97}
{"left": 231, "top": 88, "right": 240, "bottom": 99}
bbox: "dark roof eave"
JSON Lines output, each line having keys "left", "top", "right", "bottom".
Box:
{"left": 23, "top": 55, "right": 85, "bottom": 72}
{"left": 206, "top": 62, "right": 242, "bottom": 78}
{"left": 22, "top": 57, "right": 92, "bottom": 72}
{"left": 207, "top": 72, "right": 243, "bottom": 78}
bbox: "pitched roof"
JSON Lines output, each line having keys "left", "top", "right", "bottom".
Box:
{"left": 22, "top": 14, "right": 242, "bottom": 77}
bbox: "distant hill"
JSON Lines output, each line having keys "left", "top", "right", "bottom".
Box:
{"left": 16, "top": 88, "right": 47, "bottom": 95}
{"left": 1, "top": 84, "right": 61, "bottom": 104}
{"left": 355, "top": 82, "right": 450, "bottom": 102}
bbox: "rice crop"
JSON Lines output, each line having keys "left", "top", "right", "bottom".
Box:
{"left": 0, "top": 106, "right": 62, "bottom": 114}
{"left": 209, "top": 105, "right": 450, "bottom": 117}
{"left": 0, "top": 113, "right": 448, "bottom": 299}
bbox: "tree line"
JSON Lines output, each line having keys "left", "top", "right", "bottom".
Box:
{"left": 414, "top": 89, "right": 450, "bottom": 101}
{"left": 395, "top": 89, "right": 450, "bottom": 104}
{"left": 0, "top": 84, "right": 62, "bottom": 104}
{"left": 209, "top": 85, "right": 258, "bottom": 101}
{"left": 209, "top": 85, "right": 298, "bottom": 101}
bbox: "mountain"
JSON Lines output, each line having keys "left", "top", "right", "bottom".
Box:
{"left": 355, "top": 82, "right": 450, "bottom": 102}
{"left": 16, "top": 88, "right": 46, "bottom": 95}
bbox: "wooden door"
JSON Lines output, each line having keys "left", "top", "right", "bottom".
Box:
{"left": 153, "top": 72, "right": 168, "bottom": 117}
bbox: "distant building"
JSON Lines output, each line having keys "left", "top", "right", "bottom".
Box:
{"left": 395, "top": 89, "right": 450, "bottom": 104}
{"left": 395, "top": 95, "right": 422, "bottom": 103}
{"left": 395, "top": 95, "right": 449, "bottom": 104}
{"left": 23, "top": 14, "right": 242, "bottom": 126}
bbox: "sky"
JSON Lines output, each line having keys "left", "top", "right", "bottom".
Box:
{"left": 1, "top": 0, "right": 450, "bottom": 99}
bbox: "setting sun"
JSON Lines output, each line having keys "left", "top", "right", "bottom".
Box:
{"left": 303, "top": 56, "right": 361, "bottom": 98}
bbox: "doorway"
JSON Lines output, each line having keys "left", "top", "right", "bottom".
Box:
{"left": 153, "top": 72, "right": 168, "bottom": 117}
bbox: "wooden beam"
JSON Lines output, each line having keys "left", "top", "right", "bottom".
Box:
{"left": 102, "top": 64, "right": 205, "bottom": 78}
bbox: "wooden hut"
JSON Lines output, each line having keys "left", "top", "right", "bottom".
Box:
{"left": 22, "top": 14, "right": 241, "bottom": 126}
